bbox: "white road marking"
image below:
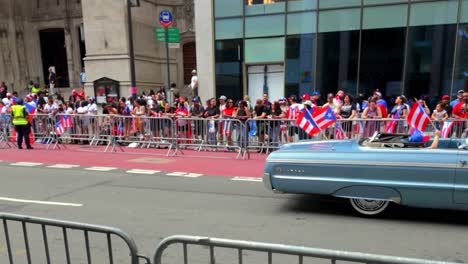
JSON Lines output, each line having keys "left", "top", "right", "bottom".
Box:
{"left": 0, "top": 197, "right": 83, "bottom": 207}
{"left": 47, "top": 164, "right": 80, "bottom": 169}
{"left": 85, "top": 166, "right": 117, "bottom": 172}
{"left": 10, "top": 162, "right": 43, "bottom": 167}
{"left": 126, "top": 169, "right": 161, "bottom": 175}
{"left": 166, "top": 172, "right": 202, "bottom": 178}
{"left": 231, "top": 177, "right": 262, "bottom": 182}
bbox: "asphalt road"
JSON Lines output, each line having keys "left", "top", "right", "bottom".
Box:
{"left": 0, "top": 164, "right": 467, "bottom": 263}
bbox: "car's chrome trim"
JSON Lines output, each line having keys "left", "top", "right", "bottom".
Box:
{"left": 273, "top": 175, "right": 456, "bottom": 190}
{"left": 263, "top": 173, "right": 273, "bottom": 190}
{"left": 333, "top": 195, "right": 401, "bottom": 204}
{"left": 267, "top": 159, "right": 456, "bottom": 169}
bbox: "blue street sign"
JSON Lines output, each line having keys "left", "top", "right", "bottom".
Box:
{"left": 159, "top": 10, "right": 173, "bottom": 28}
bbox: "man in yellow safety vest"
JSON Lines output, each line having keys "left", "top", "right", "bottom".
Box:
{"left": 11, "top": 98, "right": 33, "bottom": 149}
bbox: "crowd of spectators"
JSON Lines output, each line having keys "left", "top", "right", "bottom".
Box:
{"left": 1, "top": 77, "right": 468, "bottom": 149}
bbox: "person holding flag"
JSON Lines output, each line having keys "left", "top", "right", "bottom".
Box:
{"left": 11, "top": 98, "right": 33, "bottom": 149}
{"left": 296, "top": 105, "right": 337, "bottom": 138}
{"left": 452, "top": 91, "right": 468, "bottom": 137}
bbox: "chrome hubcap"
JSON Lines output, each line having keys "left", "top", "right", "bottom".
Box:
{"left": 353, "top": 199, "right": 387, "bottom": 212}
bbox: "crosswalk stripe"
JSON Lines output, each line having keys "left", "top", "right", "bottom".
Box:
{"left": 231, "top": 177, "right": 262, "bottom": 182}
{"left": 10, "top": 162, "right": 43, "bottom": 167}
{"left": 85, "top": 167, "right": 117, "bottom": 172}
{"left": 166, "top": 172, "right": 202, "bottom": 178}
{"left": 47, "top": 164, "right": 80, "bottom": 169}
{"left": 126, "top": 169, "right": 161, "bottom": 175}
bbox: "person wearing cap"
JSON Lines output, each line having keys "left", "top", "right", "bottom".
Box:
{"left": 451, "top": 90, "right": 464, "bottom": 108}
{"left": 441, "top": 95, "right": 452, "bottom": 115}
{"left": 323, "top": 93, "right": 341, "bottom": 114}
{"left": 11, "top": 98, "right": 33, "bottom": 149}
{"left": 311, "top": 91, "right": 322, "bottom": 107}
{"left": 191, "top": 69, "right": 198, "bottom": 97}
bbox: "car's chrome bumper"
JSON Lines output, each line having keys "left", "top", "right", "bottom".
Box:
{"left": 263, "top": 172, "right": 273, "bottom": 190}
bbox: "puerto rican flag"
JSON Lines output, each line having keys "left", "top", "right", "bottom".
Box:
{"left": 55, "top": 120, "right": 65, "bottom": 135}
{"left": 61, "top": 114, "right": 73, "bottom": 128}
{"left": 407, "top": 102, "right": 430, "bottom": 132}
{"left": 296, "top": 106, "right": 337, "bottom": 137}
{"left": 385, "top": 111, "right": 400, "bottom": 133}
{"left": 335, "top": 121, "right": 347, "bottom": 140}
{"left": 441, "top": 121, "right": 454, "bottom": 138}
{"left": 25, "top": 103, "right": 36, "bottom": 123}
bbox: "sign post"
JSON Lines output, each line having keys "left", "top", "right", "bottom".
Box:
{"left": 159, "top": 10, "right": 174, "bottom": 104}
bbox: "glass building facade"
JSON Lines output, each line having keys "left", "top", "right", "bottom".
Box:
{"left": 214, "top": 0, "right": 468, "bottom": 102}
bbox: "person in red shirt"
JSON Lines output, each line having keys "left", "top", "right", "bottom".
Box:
{"left": 222, "top": 99, "right": 237, "bottom": 148}
{"left": 174, "top": 102, "right": 189, "bottom": 139}
{"left": 452, "top": 91, "right": 468, "bottom": 137}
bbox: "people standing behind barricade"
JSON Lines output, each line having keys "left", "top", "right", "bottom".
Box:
{"left": 362, "top": 99, "right": 383, "bottom": 137}
{"left": 218, "top": 95, "right": 227, "bottom": 145}
{"left": 243, "top": 95, "right": 252, "bottom": 111}
{"left": 431, "top": 103, "right": 448, "bottom": 130}
{"left": 269, "top": 101, "right": 285, "bottom": 147}
{"left": 234, "top": 100, "right": 251, "bottom": 149}
{"left": 253, "top": 99, "right": 270, "bottom": 153}
{"left": 42, "top": 98, "right": 59, "bottom": 117}
{"left": 340, "top": 94, "right": 357, "bottom": 138}
{"left": 323, "top": 93, "right": 341, "bottom": 139}
{"left": 388, "top": 95, "right": 408, "bottom": 134}
{"left": 131, "top": 99, "right": 146, "bottom": 139}
{"left": 452, "top": 91, "right": 468, "bottom": 137}
{"left": 451, "top": 90, "right": 464, "bottom": 108}
{"left": 222, "top": 98, "right": 237, "bottom": 150}
{"left": 417, "top": 97, "right": 430, "bottom": 115}
{"left": 311, "top": 91, "right": 322, "bottom": 109}
{"left": 286, "top": 95, "right": 302, "bottom": 143}
{"left": 11, "top": 98, "right": 33, "bottom": 150}
{"left": 373, "top": 91, "right": 388, "bottom": 118}
{"left": 440, "top": 95, "right": 452, "bottom": 116}
{"left": 204, "top": 98, "right": 220, "bottom": 147}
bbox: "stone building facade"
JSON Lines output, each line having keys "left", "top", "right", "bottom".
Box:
{"left": 0, "top": 0, "right": 196, "bottom": 99}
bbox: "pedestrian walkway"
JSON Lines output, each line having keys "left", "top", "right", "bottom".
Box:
{"left": 0, "top": 144, "right": 265, "bottom": 177}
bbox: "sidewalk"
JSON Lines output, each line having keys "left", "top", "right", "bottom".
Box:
{"left": 0, "top": 144, "right": 266, "bottom": 178}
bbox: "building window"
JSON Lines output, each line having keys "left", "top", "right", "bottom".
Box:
{"left": 215, "top": 0, "right": 242, "bottom": 18}
{"left": 286, "top": 34, "right": 315, "bottom": 98}
{"left": 359, "top": 28, "right": 406, "bottom": 98}
{"left": 405, "top": 24, "right": 457, "bottom": 100}
{"left": 454, "top": 1, "right": 468, "bottom": 92}
{"left": 245, "top": 0, "right": 285, "bottom": 15}
{"left": 215, "top": 39, "right": 244, "bottom": 101}
{"left": 316, "top": 30, "right": 360, "bottom": 96}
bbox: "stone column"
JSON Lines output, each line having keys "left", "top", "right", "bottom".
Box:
{"left": 194, "top": 0, "right": 215, "bottom": 101}
{"left": 81, "top": 0, "right": 131, "bottom": 97}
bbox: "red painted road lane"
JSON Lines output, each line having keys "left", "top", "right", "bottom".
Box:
{"left": 0, "top": 144, "right": 266, "bottom": 177}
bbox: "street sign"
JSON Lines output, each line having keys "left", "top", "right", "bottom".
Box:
{"left": 156, "top": 28, "right": 180, "bottom": 43}
{"left": 168, "top": 43, "right": 180, "bottom": 49}
{"left": 159, "top": 10, "right": 173, "bottom": 28}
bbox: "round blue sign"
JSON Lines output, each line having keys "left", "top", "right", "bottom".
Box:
{"left": 159, "top": 10, "right": 173, "bottom": 28}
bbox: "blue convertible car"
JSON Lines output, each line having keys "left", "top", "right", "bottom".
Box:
{"left": 263, "top": 133, "right": 468, "bottom": 216}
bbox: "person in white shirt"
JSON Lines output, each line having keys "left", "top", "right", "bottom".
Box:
{"left": 43, "top": 99, "right": 58, "bottom": 117}
{"left": 190, "top": 69, "right": 198, "bottom": 97}
{"left": 87, "top": 97, "right": 98, "bottom": 115}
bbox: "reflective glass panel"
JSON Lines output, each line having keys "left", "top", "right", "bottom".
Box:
{"left": 215, "top": 0, "right": 242, "bottom": 18}
{"left": 410, "top": 0, "right": 458, "bottom": 26}
{"left": 245, "top": 37, "right": 285, "bottom": 63}
{"left": 364, "top": 0, "right": 407, "bottom": 4}
{"left": 462, "top": 0, "right": 468, "bottom": 23}
{"left": 287, "top": 12, "right": 316, "bottom": 35}
{"left": 287, "top": 0, "right": 317, "bottom": 11}
{"left": 316, "top": 30, "right": 359, "bottom": 95}
{"left": 318, "top": 8, "right": 361, "bottom": 33}
{"left": 215, "top": 19, "right": 243, "bottom": 40}
{"left": 363, "top": 5, "right": 407, "bottom": 30}
{"left": 454, "top": 23, "right": 468, "bottom": 93}
{"left": 245, "top": 15, "right": 285, "bottom": 37}
{"left": 359, "top": 28, "right": 406, "bottom": 98}
{"left": 286, "top": 34, "right": 315, "bottom": 97}
{"left": 319, "top": 0, "right": 361, "bottom": 9}
{"left": 405, "top": 25, "right": 457, "bottom": 100}
{"left": 215, "top": 39, "right": 244, "bottom": 101}
{"left": 245, "top": 0, "right": 285, "bottom": 15}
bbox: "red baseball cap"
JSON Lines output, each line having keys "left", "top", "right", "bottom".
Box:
{"left": 302, "top": 94, "right": 311, "bottom": 100}
{"left": 442, "top": 95, "right": 450, "bottom": 100}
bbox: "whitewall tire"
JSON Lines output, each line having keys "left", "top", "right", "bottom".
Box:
{"left": 349, "top": 199, "right": 390, "bottom": 216}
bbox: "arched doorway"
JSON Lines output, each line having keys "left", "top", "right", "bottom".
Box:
{"left": 39, "top": 28, "right": 69, "bottom": 87}
{"left": 183, "top": 42, "right": 196, "bottom": 85}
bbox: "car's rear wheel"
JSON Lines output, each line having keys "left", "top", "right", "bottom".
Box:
{"left": 349, "top": 198, "right": 390, "bottom": 216}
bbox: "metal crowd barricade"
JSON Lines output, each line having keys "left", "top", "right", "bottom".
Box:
{"left": 245, "top": 118, "right": 299, "bottom": 154}
{"left": 153, "top": 235, "right": 457, "bottom": 264}
{"left": 0, "top": 212, "right": 148, "bottom": 264}
{"left": 0, "top": 114, "right": 13, "bottom": 148}
{"left": 173, "top": 117, "right": 247, "bottom": 159}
